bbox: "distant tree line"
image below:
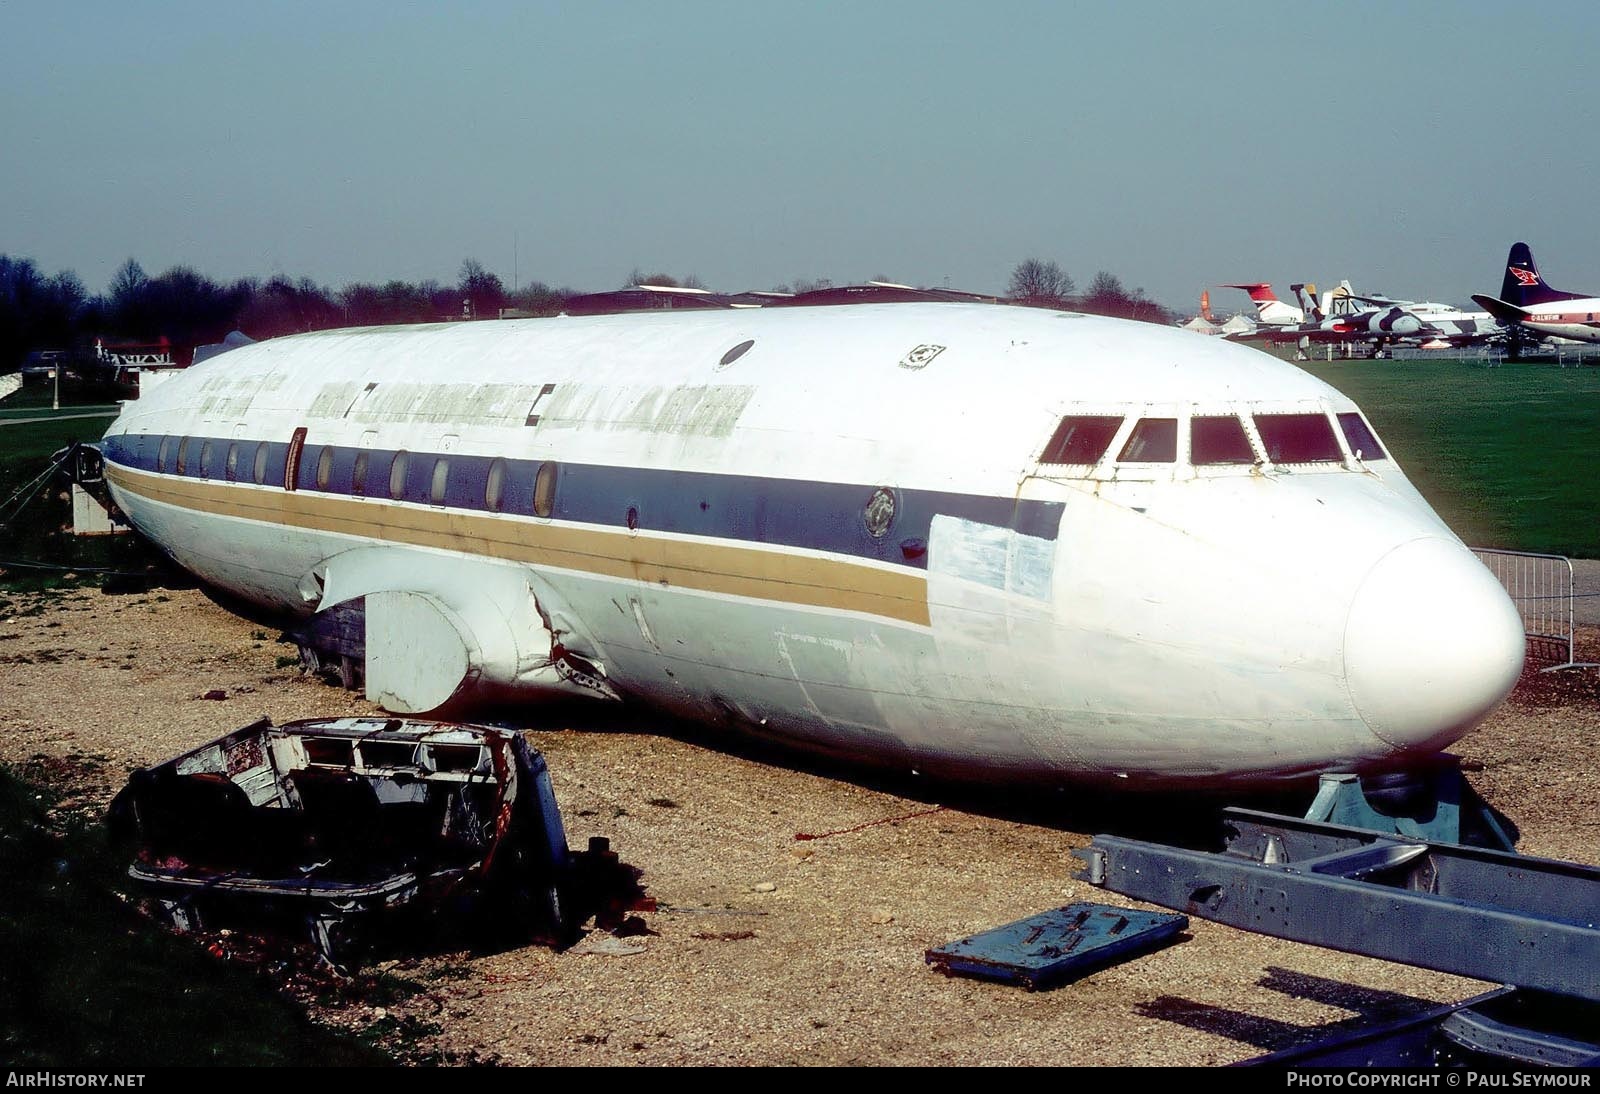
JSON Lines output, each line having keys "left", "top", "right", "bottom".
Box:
{"left": 1006, "top": 258, "right": 1173, "bottom": 324}
{"left": 0, "top": 255, "right": 575, "bottom": 369}
{"left": 0, "top": 251, "right": 1176, "bottom": 371}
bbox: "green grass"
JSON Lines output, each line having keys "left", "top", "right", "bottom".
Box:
{"left": 1298, "top": 360, "right": 1600, "bottom": 557}
{"left": 0, "top": 397, "right": 163, "bottom": 591}
{"left": 0, "top": 382, "right": 122, "bottom": 418}
{"left": 0, "top": 765, "right": 389, "bottom": 1067}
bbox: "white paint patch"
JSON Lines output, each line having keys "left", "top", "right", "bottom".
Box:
{"left": 631, "top": 597, "right": 660, "bottom": 651}
{"left": 927, "top": 514, "right": 1055, "bottom": 601}
{"left": 539, "top": 384, "right": 754, "bottom": 437}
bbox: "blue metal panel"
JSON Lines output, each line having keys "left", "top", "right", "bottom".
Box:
{"left": 925, "top": 903, "right": 1188, "bottom": 990}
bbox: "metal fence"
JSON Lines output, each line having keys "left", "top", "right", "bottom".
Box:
{"left": 1471, "top": 548, "right": 1597, "bottom": 671}
{"left": 1387, "top": 346, "right": 1506, "bottom": 364}
{"left": 1388, "top": 344, "right": 1600, "bottom": 366}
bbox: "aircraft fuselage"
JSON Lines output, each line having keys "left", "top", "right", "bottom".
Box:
{"left": 100, "top": 304, "right": 1524, "bottom": 787}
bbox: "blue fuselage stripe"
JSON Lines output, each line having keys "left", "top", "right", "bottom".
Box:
{"left": 101, "top": 432, "right": 1063, "bottom": 570}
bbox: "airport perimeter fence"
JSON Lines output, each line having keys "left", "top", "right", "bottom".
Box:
{"left": 1387, "top": 347, "right": 1505, "bottom": 364}
{"left": 1471, "top": 548, "right": 1597, "bottom": 671}
{"left": 1387, "top": 345, "right": 1600, "bottom": 366}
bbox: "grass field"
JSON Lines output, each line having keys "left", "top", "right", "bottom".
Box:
{"left": 0, "top": 387, "right": 160, "bottom": 590}
{"left": 1298, "top": 359, "right": 1600, "bottom": 558}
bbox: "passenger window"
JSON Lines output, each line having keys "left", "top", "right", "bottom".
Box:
{"left": 1118, "top": 418, "right": 1177, "bottom": 463}
{"left": 1040, "top": 415, "right": 1122, "bottom": 464}
{"left": 430, "top": 458, "right": 449, "bottom": 504}
{"left": 1337, "top": 412, "right": 1387, "bottom": 461}
{"left": 157, "top": 436, "right": 172, "bottom": 473}
{"left": 1253, "top": 413, "right": 1342, "bottom": 463}
{"left": 284, "top": 427, "right": 307, "bottom": 492}
{"left": 253, "top": 442, "right": 269, "bottom": 485}
{"left": 175, "top": 437, "right": 191, "bottom": 476}
{"left": 485, "top": 458, "right": 507, "bottom": 512}
{"left": 389, "top": 451, "right": 410, "bottom": 500}
{"left": 1191, "top": 416, "right": 1255, "bottom": 465}
{"left": 315, "top": 446, "right": 334, "bottom": 490}
{"left": 352, "top": 450, "right": 369, "bottom": 495}
{"left": 533, "top": 462, "right": 557, "bottom": 518}
{"left": 225, "top": 442, "right": 239, "bottom": 482}
{"left": 199, "top": 440, "right": 214, "bottom": 478}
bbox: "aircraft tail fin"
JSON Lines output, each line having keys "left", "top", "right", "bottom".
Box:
{"left": 1291, "top": 283, "right": 1323, "bottom": 322}
{"left": 1221, "top": 282, "right": 1280, "bottom": 304}
{"left": 1501, "top": 243, "right": 1586, "bottom": 306}
{"left": 1223, "top": 283, "right": 1303, "bottom": 325}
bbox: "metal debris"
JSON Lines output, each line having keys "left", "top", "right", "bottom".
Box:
{"left": 109, "top": 716, "right": 644, "bottom": 967}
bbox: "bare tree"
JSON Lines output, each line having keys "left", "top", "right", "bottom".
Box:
{"left": 459, "top": 258, "right": 506, "bottom": 319}
{"left": 1007, "top": 259, "right": 1074, "bottom": 308}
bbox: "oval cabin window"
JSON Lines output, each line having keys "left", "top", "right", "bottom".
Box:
{"left": 351, "top": 450, "right": 369, "bottom": 494}
{"left": 253, "top": 442, "right": 269, "bottom": 485}
{"left": 430, "top": 458, "right": 449, "bottom": 505}
{"left": 199, "top": 440, "right": 214, "bottom": 478}
{"left": 175, "top": 437, "right": 191, "bottom": 476}
{"left": 316, "top": 446, "right": 334, "bottom": 490}
{"left": 484, "top": 458, "right": 507, "bottom": 512}
{"left": 533, "top": 462, "right": 557, "bottom": 518}
{"left": 157, "top": 436, "right": 172, "bottom": 473}
{"left": 224, "top": 442, "right": 239, "bottom": 482}
{"left": 863, "top": 487, "right": 896, "bottom": 538}
{"left": 389, "top": 451, "right": 409, "bottom": 500}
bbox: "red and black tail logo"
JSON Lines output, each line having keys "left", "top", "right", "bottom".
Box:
{"left": 1509, "top": 267, "right": 1540, "bottom": 287}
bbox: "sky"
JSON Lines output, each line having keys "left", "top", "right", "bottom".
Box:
{"left": 4, "top": 0, "right": 1599, "bottom": 314}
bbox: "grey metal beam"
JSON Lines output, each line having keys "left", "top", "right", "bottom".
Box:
{"left": 1074, "top": 809, "right": 1600, "bottom": 1003}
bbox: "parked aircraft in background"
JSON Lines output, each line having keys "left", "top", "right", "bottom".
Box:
{"left": 1224, "top": 280, "right": 1429, "bottom": 357}
{"left": 1222, "top": 283, "right": 1305, "bottom": 326}
{"left": 1331, "top": 287, "right": 1500, "bottom": 349}
{"left": 1473, "top": 243, "right": 1600, "bottom": 345}
{"left": 97, "top": 299, "right": 1524, "bottom": 789}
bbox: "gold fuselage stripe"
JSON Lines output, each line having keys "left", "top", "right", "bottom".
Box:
{"left": 105, "top": 463, "right": 933, "bottom": 626}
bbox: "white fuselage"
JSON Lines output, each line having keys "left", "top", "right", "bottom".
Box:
{"left": 1513, "top": 296, "right": 1600, "bottom": 344}
{"left": 100, "top": 304, "right": 1525, "bottom": 788}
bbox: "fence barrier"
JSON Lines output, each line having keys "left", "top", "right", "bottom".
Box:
{"left": 1471, "top": 548, "right": 1596, "bottom": 672}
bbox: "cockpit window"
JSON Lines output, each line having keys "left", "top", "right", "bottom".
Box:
{"left": 1040, "top": 415, "right": 1122, "bottom": 464}
{"left": 1117, "top": 418, "right": 1177, "bottom": 463}
{"left": 1337, "top": 412, "right": 1387, "bottom": 461}
{"left": 1191, "top": 416, "right": 1255, "bottom": 465}
{"left": 1253, "top": 413, "right": 1342, "bottom": 463}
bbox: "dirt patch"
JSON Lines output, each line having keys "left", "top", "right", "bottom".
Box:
{"left": 2, "top": 586, "right": 1595, "bottom": 1065}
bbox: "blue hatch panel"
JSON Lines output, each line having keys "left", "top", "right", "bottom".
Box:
{"left": 925, "top": 902, "right": 1188, "bottom": 990}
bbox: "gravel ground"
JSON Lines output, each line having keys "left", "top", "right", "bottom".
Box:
{"left": 2, "top": 583, "right": 1597, "bottom": 1066}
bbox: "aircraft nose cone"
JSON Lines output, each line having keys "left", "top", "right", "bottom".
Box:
{"left": 1344, "top": 538, "right": 1524, "bottom": 752}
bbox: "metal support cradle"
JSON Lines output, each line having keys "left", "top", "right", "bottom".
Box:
{"left": 1074, "top": 808, "right": 1600, "bottom": 1064}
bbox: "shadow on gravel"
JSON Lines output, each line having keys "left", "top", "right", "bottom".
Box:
{"left": 471, "top": 697, "right": 1323, "bottom": 852}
